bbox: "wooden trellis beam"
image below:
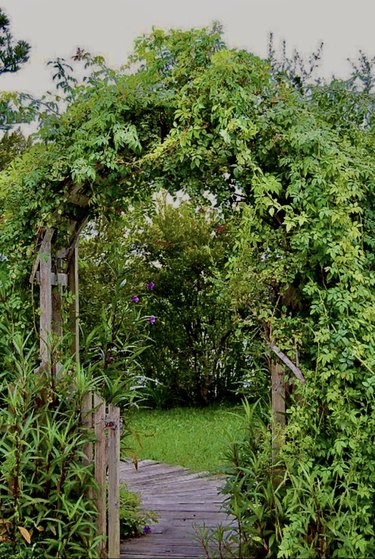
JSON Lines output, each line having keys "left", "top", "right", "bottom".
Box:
{"left": 37, "top": 229, "right": 54, "bottom": 368}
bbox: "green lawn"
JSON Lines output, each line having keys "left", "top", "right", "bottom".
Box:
{"left": 123, "top": 405, "right": 246, "bottom": 473}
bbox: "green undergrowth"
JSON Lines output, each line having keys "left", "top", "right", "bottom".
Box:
{"left": 123, "top": 405, "right": 246, "bottom": 473}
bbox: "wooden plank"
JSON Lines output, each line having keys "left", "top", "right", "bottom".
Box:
{"left": 81, "top": 391, "right": 93, "bottom": 499}
{"left": 120, "top": 470, "right": 199, "bottom": 483}
{"left": 120, "top": 458, "right": 235, "bottom": 559}
{"left": 52, "top": 288, "right": 63, "bottom": 338}
{"left": 29, "top": 228, "right": 54, "bottom": 285}
{"left": 125, "top": 464, "right": 190, "bottom": 474}
{"left": 271, "top": 361, "right": 286, "bottom": 472}
{"left": 94, "top": 395, "right": 106, "bottom": 559}
{"left": 268, "top": 341, "right": 306, "bottom": 384}
{"left": 122, "top": 476, "right": 216, "bottom": 490}
{"left": 148, "top": 505, "right": 225, "bottom": 513}
{"left": 135, "top": 495, "right": 223, "bottom": 505}
{"left": 68, "top": 244, "right": 80, "bottom": 365}
{"left": 271, "top": 361, "right": 285, "bottom": 427}
{"left": 121, "top": 470, "right": 212, "bottom": 483}
{"left": 108, "top": 405, "right": 120, "bottom": 559}
{"left": 39, "top": 230, "right": 53, "bottom": 369}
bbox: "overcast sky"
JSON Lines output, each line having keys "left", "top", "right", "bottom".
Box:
{"left": 1, "top": 0, "right": 375, "bottom": 94}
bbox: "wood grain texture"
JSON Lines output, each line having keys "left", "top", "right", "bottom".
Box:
{"left": 108, "top": 405, "right": 120, "bottom": 559}
{"left": 67, "top": 244, "right": 80, "bottom": 364}
{"left": 120, "top": 460, "right": 235, "bottom": 558}
{"left": 94, "top": 395, "right": 106, "bottom": 559}
{"left": 39, "top": 229, "right": 53, "bottom": 368}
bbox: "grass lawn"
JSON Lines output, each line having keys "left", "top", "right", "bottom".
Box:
{"left": 123, "top": 405, "right": 246, "bottom": 473}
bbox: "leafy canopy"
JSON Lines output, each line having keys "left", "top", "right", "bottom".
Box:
{"left": 0, "top": 24, "right": 374, "bottom": 558}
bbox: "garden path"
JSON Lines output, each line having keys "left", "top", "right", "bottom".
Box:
{"left": 119, "top": 459, "right": 235, "bottom": 558}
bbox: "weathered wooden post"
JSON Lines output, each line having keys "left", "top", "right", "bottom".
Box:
{"left": 271, "top": 362, "right": 286, "bottom": 427}
{"left": 37, "top": 229, "right": 53, "bottom": 370}
{"left": 270, "top": 361, "right": 285, "bottom": 469}
{"left": 107, "top": 404, "right": 121, "bottom": 559}
{"left": 31, "top": 228, "right": 67, "bottom": 377}
{"left": 66, "top": 242, "right": 94, "bottom": 477}
{"left": 32, "top": 222, "right": 121, "bottom": 559}
{"left": 68, "top": 243, "right": 80, "bottom": 363}
{"left": 93, "top": 396, "right": 121, "bottom": 559}
{"left": 268, "top": 341, "right": 306, "bottom": 470}
{"left": 94, "top": 394, "right": 107, "bottom": 559}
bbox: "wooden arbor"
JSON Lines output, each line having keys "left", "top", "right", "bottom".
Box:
{"left": 267, "top": 341, "right": 306, "bottom": 463}
{"left": 30, "top": 224, "right": 121, "bottom": 559}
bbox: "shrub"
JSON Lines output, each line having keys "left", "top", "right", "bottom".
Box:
{"left": 119, "top": 484, "right": 157, "bottom": 539}
{"left": 0, "top": 331, "right": 101, "bottom": 558}
{"left": 222, "top": 400, "right": 285, "bottom": 558}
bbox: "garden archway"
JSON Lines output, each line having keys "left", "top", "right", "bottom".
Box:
{"left": 2, "top": 26, "right": 373, "bottom": 558}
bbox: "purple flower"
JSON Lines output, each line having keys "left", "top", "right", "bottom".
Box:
{"left": 143, "top": 525, "right": 151, "bottom": 535}
{"left": 146, "top": 281, "right": 155, "bottom": 290}
{"left": 149, "top": 315, "right": 156, "bottom": 325}
{"left": 131, "top": 295, "right": 139, "bottom": 303}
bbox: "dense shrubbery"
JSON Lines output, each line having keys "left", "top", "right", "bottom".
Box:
{"left": 224, "top": 397, "right": 375, "bottom": 558}
{"left": 0, "top": 329, "right": 100, "bottom": 558}
{"left": 79, "top": 196, "right": 265, "bottom": 407}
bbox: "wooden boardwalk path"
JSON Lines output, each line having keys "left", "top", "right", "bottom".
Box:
{"left": 119, "top": 459, "right": 235, "bottom": 558}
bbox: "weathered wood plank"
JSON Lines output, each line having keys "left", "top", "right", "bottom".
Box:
{"left": 108, "top": 405, "right": 120, "bottom": 559}
{"left": 271, "top": 361, "right": 285, "bottom": 427}
{"left": 68, "top": 244, "right": 80, "bottom": 364}
{"left": 39, "top": 229, "right": 53, "bottom": 368}
{"left": 81, "top": 391, "right": 93, "bottom": 500}
{"left": 120, "top": 460, "right": 234, "bottom": 558}
{"left": 94, "top": 395, "right": 106, "bottom": 559}
{"left": 268, "top": 341, "right": 306, "bottom": 384}
{"left": 124, "top": 478, "right": 219, "bottom": 491}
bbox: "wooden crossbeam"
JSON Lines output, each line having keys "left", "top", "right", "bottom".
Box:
{"left": 268, "top": 341, "right": 306, "bottom": 384}
{"left": 35, "top": 271, "right": 68, "bottom": 287}
{"left": 29, "top": 228, "right": 55, "bottom": 285}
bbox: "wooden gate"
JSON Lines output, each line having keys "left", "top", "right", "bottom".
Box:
{"left": 31, "top": 228, "right": 121, "bottom": 559}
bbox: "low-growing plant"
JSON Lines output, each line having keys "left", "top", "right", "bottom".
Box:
{"left": 223, "top": 400, "right": 285, "bottom": 558}
{"left": 119, "top": 484, "right": 158, "bottom": 539}
{"left": 0, "top": 330, "right": 101, "bottom": 558}
{"left": 197, "top": 523, "right": 238, "bottom": 559}
{"left": 124, "top": 405, "right": 246, "bottom": 473}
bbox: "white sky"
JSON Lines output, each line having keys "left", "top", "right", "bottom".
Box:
{"left": 1, "top": 0, "right": 375, "bottom": 94}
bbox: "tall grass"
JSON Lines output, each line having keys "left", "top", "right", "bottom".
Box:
{"left": 124, "top": 405, "right": 246, "bottom": 473}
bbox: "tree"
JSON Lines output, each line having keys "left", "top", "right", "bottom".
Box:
{"left": 0, "top": 8, "right": 30, "bottom": 131}
{"left": 0, "top": 8, "right": 30, "bottom": 75}
{"left": 0, "top": 128, "right": 31, "bottom": 170}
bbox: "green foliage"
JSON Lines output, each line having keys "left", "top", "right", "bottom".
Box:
{"left": 0, "top": 129, "right": 31, "bottom": 171}
{"left": 0, "top": 331, "right": 100, "bottom": 558}
{"left": 79, "top": 196, "right": 257, "bottom": 406}
{"left": 0, "top": 9, "right": 30, "bottom": 76}
{"left": 119, "top": 484, "right": 157, "bottom": 539}
{"left": 0, "top": 23, "right": 374, "bottom": 557}
{"left": 222, "top": 400, "right": 284, "bottom": 558}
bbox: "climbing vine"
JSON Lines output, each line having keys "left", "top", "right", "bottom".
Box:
{"left": 0, "top": 24, "right": 374, "bottom": 557}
